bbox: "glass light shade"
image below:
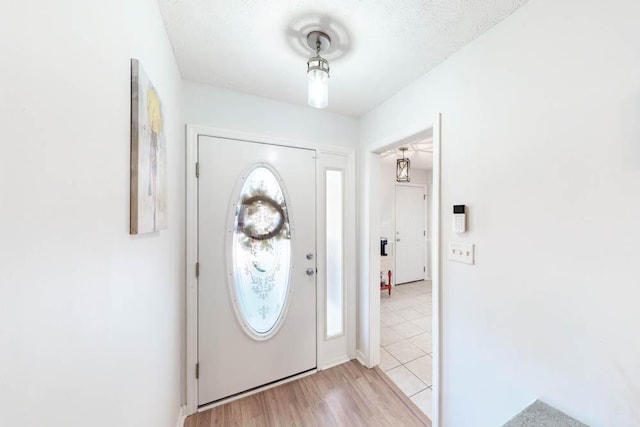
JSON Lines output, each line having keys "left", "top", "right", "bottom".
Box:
{"left": 308, "top": 68, "right": 329, "bottom": 109}
{"left": 396, "top": 158, "right": 410, "bottom": 182}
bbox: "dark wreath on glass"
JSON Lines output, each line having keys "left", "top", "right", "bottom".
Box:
{"left": 237, "top": 195, "right": 287, "bottom": 241}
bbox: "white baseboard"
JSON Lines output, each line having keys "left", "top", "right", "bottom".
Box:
{"left": 321, "top": 355, "right": 351, "bottom": 370}
{"left": 176, "top": 405, "right": 187, "bottom": 427}
{"left": 355, "top": 349, "right": 369, "bottom": 367}
{"left": 197, "top": 369, "right": 317, "bottom": 413}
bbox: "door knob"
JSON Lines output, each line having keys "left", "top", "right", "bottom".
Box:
{"left": 306, "top": 253, "right": 314, "bottom": 260}
{"left": 306, "top": 268, "right": 315, "bottom": 276}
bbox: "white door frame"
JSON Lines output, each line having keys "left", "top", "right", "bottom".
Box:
{"left": 185, "top": 125, "right": 356, "bottom": 415}
{"left": 394, "top": 183, "right": 428, "bottom": 284}
{"left": 362, "top": 113, "right": 441, "bottom": 426}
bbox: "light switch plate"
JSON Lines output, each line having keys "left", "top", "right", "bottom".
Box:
{"left": 449, "top": 242, "right": 474, "bottom": 265}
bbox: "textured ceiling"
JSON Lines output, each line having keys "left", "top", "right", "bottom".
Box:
{"left": 158, "top": 0, "right": 528, "bottom": 117}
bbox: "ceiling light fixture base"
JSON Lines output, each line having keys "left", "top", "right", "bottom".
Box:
{"left": 306, "top": 31, "right": 331, "bottom": 52}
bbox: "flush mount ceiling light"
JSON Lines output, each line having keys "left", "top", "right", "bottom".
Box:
{"left": 306, "top": 31, "right": 331, "bottom": 109}
{"left": 396, "top": 147, "right": 410, "bottom": 182}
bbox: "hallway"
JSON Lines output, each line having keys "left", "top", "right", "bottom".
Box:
{"left": 380, "top": 280, "right": 433, "bottom": 419}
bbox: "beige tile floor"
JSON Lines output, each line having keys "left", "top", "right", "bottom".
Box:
{"left": 380, "top": 280, "right": 433, "bottom": 420}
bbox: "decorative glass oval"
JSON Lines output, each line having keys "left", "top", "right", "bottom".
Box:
{"left": 231, "top": 166, "right": 292, "bottom": 338}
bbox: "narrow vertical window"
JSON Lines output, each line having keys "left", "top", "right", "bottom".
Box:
{"left": 326, "top": 170, "right": 344, "bottom": 337}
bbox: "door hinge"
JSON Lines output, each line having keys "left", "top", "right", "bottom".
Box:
{"left": 195, "top": 262, "right": 200, "bottom": 278}
{"left": 424, "top": 194, "right": 426, "bottom": 200}
{"left": 424, "top": 230, "right": 426, "bottom": 236}
{"left": 195, "top": 162, "right": 200, "bottom": 178}
{"left": 195, "top": 363, "right": 199, "bottom": 379}
{"left": 424, "top": 266, "right": 426, "bottom": 272}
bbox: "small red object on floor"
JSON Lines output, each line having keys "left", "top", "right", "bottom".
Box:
{"left": 380, "top": 270, "right": 392, "bottom": 296}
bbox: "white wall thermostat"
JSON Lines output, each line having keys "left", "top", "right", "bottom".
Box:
{"left": 453, "top": 205, "right": 466, "bottom": 233}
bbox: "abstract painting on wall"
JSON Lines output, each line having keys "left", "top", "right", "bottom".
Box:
{"left": 130, "top": 58, "right": 168, "bottom": 234}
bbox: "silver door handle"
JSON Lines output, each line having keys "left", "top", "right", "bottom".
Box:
{"left": 306, "top": 268, "right": 315, "bottom": 276}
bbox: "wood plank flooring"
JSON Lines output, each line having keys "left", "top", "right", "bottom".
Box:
{"left": 185, "top": 360, "right": 431, "bottom": 427}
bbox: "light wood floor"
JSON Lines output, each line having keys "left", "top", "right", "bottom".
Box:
{"left": 185, "top": 360, "right": 431, "bottom": 427}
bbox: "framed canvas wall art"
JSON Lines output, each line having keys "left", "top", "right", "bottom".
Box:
{"left": 130, "top": 58, "right": 168, "bottom": 234}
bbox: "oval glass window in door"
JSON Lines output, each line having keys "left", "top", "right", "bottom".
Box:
{"left": 231, "top": 166, "right": 292, "bottom": 338}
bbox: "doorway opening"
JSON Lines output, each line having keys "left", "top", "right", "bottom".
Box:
{"left": 368, "top": 116, "right": 441, "bottom": 426}
{"left": 185, "top": 126, "right": 357, "bottom": 415}
{"left": 378, "top": 130, "right": 434, "bottom": 419}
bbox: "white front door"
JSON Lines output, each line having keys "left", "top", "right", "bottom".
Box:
{"left": 197, "top": 136, "right": 317, "bottom": 406}
{"left": 395, "top": 185, "right": 425, "bottom": 284}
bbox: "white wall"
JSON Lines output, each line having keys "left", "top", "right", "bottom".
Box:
{"left": 183, "top": 81, "right": 358, "bottom": 148}
{"left": 0, "top": 1, "right": 184, "bottom": 426}
{"left": 360, "top": 0, "right": 640, "bottom": 425}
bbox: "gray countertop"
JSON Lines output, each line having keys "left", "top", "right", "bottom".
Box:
{"left": 503, "top": 400, "right": 588, "bottom": 427}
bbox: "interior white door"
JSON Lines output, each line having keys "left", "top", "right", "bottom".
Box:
{"left": 198, "top": 136, "right": 316, "bottom": 406}
{"left": 395, "top": 185, "right": 425, "bottom": 284}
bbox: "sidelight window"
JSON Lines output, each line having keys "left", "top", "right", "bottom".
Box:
{"left": 325, "top": 169, "right": 344, "bottom": 337}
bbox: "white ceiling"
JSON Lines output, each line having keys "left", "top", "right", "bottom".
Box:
{"left": 158, "top": 0, "right": 528, "bottom": 117}
{"left": 380, "top": 131, "right": 434, "bottom": 170}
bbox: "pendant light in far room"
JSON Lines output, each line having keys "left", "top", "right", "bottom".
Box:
{"left": 396, "top": 147, "right": 410, "bottom": 182}
{"left": 306, "top": 31, "right": 331, "bottom": 109}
